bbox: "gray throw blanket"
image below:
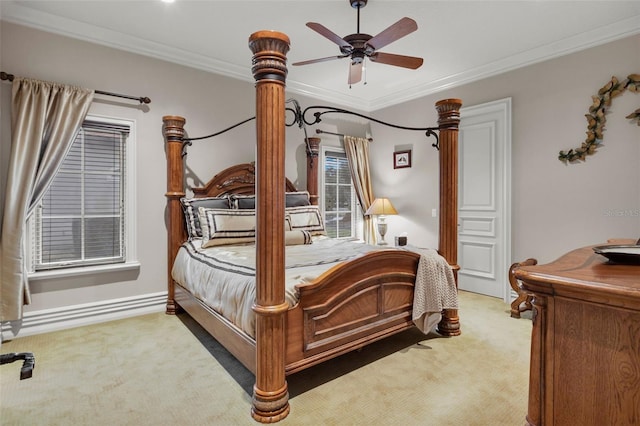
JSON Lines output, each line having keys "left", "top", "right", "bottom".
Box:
{"left": 406, "top": 246, "right": 458, "bottom": 333}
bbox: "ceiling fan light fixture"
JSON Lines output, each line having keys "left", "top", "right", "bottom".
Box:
{"left": 351, "top": 52, "right": 365, "bottom": 64}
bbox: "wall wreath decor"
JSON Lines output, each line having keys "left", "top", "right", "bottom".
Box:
{"left": 559, "top": 73, "right": 640, "bottom": 163}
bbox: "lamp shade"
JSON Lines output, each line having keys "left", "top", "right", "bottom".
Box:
{"left": 365, "top": 198, "right": 398, "bottom": 216}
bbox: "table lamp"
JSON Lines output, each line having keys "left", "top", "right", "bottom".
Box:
{"left": 365, "top": 197, "right": 398, "bottom": 245}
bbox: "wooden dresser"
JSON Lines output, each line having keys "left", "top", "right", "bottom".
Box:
{"left": 515, "top": 240, "right": 640, "bottom": 426}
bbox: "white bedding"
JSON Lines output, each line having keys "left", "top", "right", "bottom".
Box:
{"left": 171, "top": 236, "right": 383, "bottom": 338}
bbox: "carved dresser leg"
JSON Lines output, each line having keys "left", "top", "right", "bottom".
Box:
{"left": 509, "top": 258, "right": 537, "bottom": 318}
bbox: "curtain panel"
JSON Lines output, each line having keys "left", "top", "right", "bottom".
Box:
{"left": 343, "top": 136, "right": 376, "bottom": 244}
{"left": 1, "top": 78, "right": 94, "bottom": 321}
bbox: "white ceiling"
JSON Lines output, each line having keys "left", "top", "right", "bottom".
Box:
{"left": 2, "top": 1, "right": 640, "bottom": 111}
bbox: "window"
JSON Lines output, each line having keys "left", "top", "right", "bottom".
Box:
{"left": 321, "top": 147, "right": 362, "bottom": 239}
{"left": 28, "top": 116, "right": 137, "bottom": 276}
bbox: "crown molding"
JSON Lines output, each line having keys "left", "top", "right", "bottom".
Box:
{"left": 1, "top": 2, "right": 253, "bottom": 83}
{"left": 2, "top": 2, "right": 639, "bottom": 112}
{"left": 368, "top": 14, "right": 640, "bottom": 111}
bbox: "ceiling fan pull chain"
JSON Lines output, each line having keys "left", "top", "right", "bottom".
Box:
{"left": 363, "top": 57, "right": 367, "bottom": 85}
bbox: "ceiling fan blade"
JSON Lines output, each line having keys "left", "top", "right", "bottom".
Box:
{"left": 366, "top": 17, "right": 418, "bottom": 51}
{"left": 370, "top": 52, "right": 423, "bottom": 70}
{"left": 292, "top": 54, "right": 349, "bottom": 66}
{"left": 306, "top": 22, "right": 353, "bottom": 50}
{"left": 348, "top": 61, "right": 363, "bottom": 85}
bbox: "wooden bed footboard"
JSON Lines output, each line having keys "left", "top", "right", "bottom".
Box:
{"left": 173, "top": 249, "right": 441, "bottom": 377}
{"left": 284, "top": 249, "right": 419, "bottom": 374}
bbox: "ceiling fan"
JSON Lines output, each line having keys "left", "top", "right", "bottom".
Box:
{"left": 292, "top": 0, "right": 424, "bottom": 86}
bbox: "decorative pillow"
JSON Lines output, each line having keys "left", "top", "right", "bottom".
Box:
{"left": 230, "top": 192, "right": 311, "bottom": 209}
{"left": 199, "top": 208, "right": 256, "bottom": 248}
{"left": 230, "top": 194, "right": 255, "bottom": 209}
{"left": 285, "top": 205, "right": 326, "bottom": 235}
{"left": 285, "top": 230, "right": 313, "bottom": 246}
{"left": 286, "top": 191, "right": 311, "bottom": 207}
{"left": 180, "top": 196, "right": 230, "bottom": 239}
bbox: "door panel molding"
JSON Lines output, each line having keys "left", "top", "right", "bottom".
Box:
{"left": 459, "top": 216, "right": 496, "bottom": 237}
{"left": 459, "top": 122, "right": 496, "bottom": 211}
{"left": 459, "top": 240, "right": 496, "bottom": 279}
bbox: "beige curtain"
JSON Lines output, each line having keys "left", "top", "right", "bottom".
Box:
{"left": 0, "top": 78, "right": 94, "bottom": 321}
{"left": 344, "top": 136, "right": 377, "bottom": 244}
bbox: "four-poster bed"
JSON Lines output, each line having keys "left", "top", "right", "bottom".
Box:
{"left": 163, "top": 30, "right": 462, "bottom": 423}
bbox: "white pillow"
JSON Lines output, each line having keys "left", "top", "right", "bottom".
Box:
{"left": 199, "top": 208, "right": 256, "bottom": 248}
{"left": 285, "top": 230, "right": 313, "bottom": 246}
{"left": 285, "top": 205, "right": 326, "bottom": 236}
{"left": 180, "top": 196, "right": 230, "bottom": 239}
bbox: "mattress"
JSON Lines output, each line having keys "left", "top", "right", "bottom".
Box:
{"left": 171, "top": 236, "right": 384, "bottom": 338}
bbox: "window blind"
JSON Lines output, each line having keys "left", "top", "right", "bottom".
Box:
{"left": 323, "top": 150, "right": 355, "bottom": 238}
{"left": 34, "top": 120, "right": 127, "bottom": 270}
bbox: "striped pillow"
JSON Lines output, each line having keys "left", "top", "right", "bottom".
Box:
{"left": 230, "top": 191, "right": 311, "bottom": 209}
{"left": 285, "top": 230, "right": 313, "bottom": 245}
{"left": 180, "top": 196, "right": 230, "bottom": 239}
{"left": 285, "top": 205, "right": 326, "bottom": 235}
{"left": 230, "top": 194, "right": 255, "bottom": 209}
{"left": 199, "top": 208, "right": 256, "bottom": 248}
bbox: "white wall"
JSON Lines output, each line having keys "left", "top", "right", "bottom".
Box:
{"left": 371, "top": 34, "right": 640, "bottom": 264}
{"left": 1, "top": 21, "right": 638, "bottom": 334}
{"left": 0, "top": 22, "right": 331, "bottom": 319}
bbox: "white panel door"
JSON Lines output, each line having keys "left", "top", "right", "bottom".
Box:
{"left": 457, "top": 99, "right": 511, "bottom": 300}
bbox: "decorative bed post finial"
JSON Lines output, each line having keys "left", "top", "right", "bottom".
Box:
{"left": 436, "top": 98, "right": 463, "bottom": 129}
{"left": 163, "top": 115, "right": 186, "bottom": 142}
{"left": 248, "top": 30, "right": 291, "bottom": 423}
{"left": 249, "top": 31, "right": 290, "bottom": 82}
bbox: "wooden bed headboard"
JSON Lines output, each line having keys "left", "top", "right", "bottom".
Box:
{"left": 190, "top": 162, "right": 298, "bottom": 198}
{"left": 162, "top": 29, "right": 461, "bottom": 424}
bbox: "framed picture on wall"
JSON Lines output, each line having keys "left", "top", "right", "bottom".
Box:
{"left": 393, "top": 150, "right": 411, "bottom": 169}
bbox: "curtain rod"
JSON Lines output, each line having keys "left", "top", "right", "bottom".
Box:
{"left": 315, "top": 128, "right": 373, "bottom": 142}
{"left": 0, "top": 71, "right": 151, "bottom": 104}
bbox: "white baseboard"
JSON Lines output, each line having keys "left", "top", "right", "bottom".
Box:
{"left": 1, "top": 292, "right": 167, "bottom": 341}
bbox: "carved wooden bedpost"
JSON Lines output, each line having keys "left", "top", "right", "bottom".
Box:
{"left": 305, "top": 136, "right": 321, "bottom": 205}
{"left": 435, "top": 98, "right": 462, "bottom": 336}
{"left": 162, "top": 115, "right": 187, "bottom": 315}
{"left": 249, "top": 30, "right": 291, "bottom": 423}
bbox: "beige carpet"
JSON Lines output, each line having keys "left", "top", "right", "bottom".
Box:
{"left": 0, "top": 291, "right": 532, "bottom": 425}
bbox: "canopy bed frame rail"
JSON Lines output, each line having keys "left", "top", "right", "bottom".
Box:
{"left": 163, "top": 30, "right": 461, "bottom": 423}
